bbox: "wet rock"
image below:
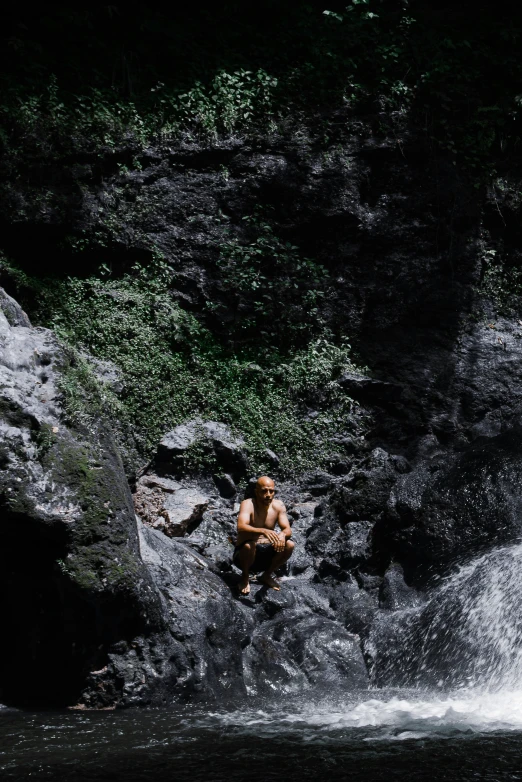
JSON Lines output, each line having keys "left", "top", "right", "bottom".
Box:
{"left": 258, "top": 586, "right": 297, "bottom": 617}
{"left": 322, "top": 580, "right": 378, "bottom": 636}
{"left": 375, "top": 423, "right": 522, "bottom": 582}
{"left": 244, "top": 610, "right": 368, "bottom": 695}
{"left": 340, "top": 521, "right": 374, "bottom": 568}
{"left": 305, "top": 515, "right": 373, "bottom": 574}
{"left": 83, "top": 524, "right": 255, "bottom": 706}
{"left": 379, "top": 563, "right": 423, "bottom": 611}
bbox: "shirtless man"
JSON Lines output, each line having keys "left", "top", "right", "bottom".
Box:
{"left": 233, "top": 476, "right": 294, "bottom": 595}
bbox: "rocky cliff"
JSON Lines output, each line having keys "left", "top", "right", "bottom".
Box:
{"left": 2, "top": 93, "right": 522, "bottom": 706}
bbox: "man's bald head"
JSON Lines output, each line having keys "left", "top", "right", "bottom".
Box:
{"left": 255, "top": 476, "right": 275, "bottom": 506}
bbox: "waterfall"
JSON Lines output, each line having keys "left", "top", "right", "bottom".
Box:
{"left": 369, "top": 541, "right": 522, "bottom": 693}
{"left": 211, "top": 541, "right": 522, "bottom": 738}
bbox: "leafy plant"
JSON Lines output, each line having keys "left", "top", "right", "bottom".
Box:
{"left": 3, "top": 257, "right": 363, "bottom": 476}
{"left": 214, "top": 210, "right": 329, "bottom": 348}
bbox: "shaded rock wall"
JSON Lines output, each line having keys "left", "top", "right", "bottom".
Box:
{"left": 2, "top": 115, "right": 522, "bottom": 704}
{"left": 0, "top": 294, "right": 162, "bottom": 705}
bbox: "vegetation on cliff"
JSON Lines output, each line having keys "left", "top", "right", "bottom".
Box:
{"left": 2, "top": 1, "right": 522, "bottom": 473}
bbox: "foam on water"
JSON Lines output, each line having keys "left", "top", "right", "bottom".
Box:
{"left": 213, "top": 541, "right": 522, "bottom": 739}
{"left": 210, "top": 689, "right": 522, "bottom": 739}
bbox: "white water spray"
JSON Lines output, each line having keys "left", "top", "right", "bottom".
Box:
{"left": 216, "top": 541, "right": 522, "bottom": 737}
{"left": 370, "top": 540, "right": 522, "bottom": 694}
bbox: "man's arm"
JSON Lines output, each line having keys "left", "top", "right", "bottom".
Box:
{"left": 276, "top": 503, "right": 292, "bottom": 540}
{"left": 237, "top": 500, "right": 282, "bottom": 546}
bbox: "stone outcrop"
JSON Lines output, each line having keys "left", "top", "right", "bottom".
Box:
{"left": 0, "top": 290, "right": 373, "bottom": 707}
{"left": 156, "top": 420, "right": 247, "bottom": 485}
{"left": 0, "top": 291, "right": 162, "bottom": 706}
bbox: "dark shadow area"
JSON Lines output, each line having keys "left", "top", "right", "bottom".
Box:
{"left": 0, "top": 506, "right": 146, "bottom": 707}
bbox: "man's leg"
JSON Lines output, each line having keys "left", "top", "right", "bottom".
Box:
{"left": 260, "top": 540, "right": 295, "bottom": 590}
{"left": 237, "top": 542, "right": 256, "bottom": 595}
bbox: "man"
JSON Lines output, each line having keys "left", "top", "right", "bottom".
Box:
{"left": 233, "top": 476, "right": 294, "bottom": 595}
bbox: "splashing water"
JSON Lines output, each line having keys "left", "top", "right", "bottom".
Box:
{"left": 369, "top": 541, "right": 522, "bottom": 694}
{"left": 208, "top": 541, "right": 522, "bottom": 739}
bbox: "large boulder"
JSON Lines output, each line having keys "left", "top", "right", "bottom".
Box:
{"left": 374, "top": 421, "right": 522, "bottom": 582}
{"left": 0, "top": 294, "right": 162, "bottom": 706}
{"left": 155, "top": 420, "right": 248, "bottom": 487}
{"left": 243, "top": 608, "right": 368, "bottom": 696}
{"left": 81, "top": 525, "right": 254, "bottom": 707}
{"left": 133, "top": 474, "right": 211, "bottom": 537}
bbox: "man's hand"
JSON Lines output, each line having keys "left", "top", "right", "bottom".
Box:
{"left": 264, "top": 529, "right": 285, "bottom": 552}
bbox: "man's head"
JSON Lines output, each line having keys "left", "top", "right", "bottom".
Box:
{"left": 255, "top": 476, "right": 275, "bottom": 506}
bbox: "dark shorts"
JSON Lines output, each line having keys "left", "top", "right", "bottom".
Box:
{"left": 233, "top": 542, "right": 276, "bottom": 573}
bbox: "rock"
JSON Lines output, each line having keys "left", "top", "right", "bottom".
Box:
{"left": 340, "top": 521, "right": 374, "bottom": 568}
{"left": 303, "top": 470, "right": 335, "bottom": 496}
{"left": 244, "top": 611, "right": 368, "bottom": 696}
{"left": 322, "top": 580, "right": 378, "bottom": 637}
{"left": 213, "top": 472, "right": 237, "bottom": 499}
{"left": 339, "top": 371, "right": 403, "bottom": 407}
{"left": 0, "top": 306, "right": 161, "bottom": 707}
{"left": 375, "top": 423, "right": 522, "bottom": 582}
{"left": 305, "top": 515, "right": 373, "bottom": 575}
{"left": 134, "top": 473, "right": 210, "bottom": 537}
{"left": 81, "top": 524, "right": 255, "bottom": 706}
{"left": 9, "top": 102, "right": 522, "bottom": 707}
{"left": 0, "top": 287, "right": 31, "bottom": 327}
{"left": 84, "top": 356, "right": 124, "bottom": 394}
{"left": 331, "top": 448, "right": 410, "bottom": 523}
{"left": 264, "top": 448, "right": 280, "bottom": 467}
{"left": 156, "top": 420, "right": 247, "bottom": 478}
{"left": 138, "top": 475, "right": 182, "bottom": 493}
{"left": 379, "top": 563, "right": 423, "bottom": 611}
{"left": 162, "top": 488, "right": 210, "bottom": 536}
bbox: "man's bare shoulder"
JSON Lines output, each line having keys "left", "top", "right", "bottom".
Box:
{"left": 239, "top": 498, "right": 254, "bottom": 511}
{"left": 273, "top": 499, "right": 286, "bottom": 513}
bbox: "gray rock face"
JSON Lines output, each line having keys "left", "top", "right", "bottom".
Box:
{"left": 6, "top": 120, "right": 522, "bottom": 706}
{"left": 156, "top": 420, "right": 248, "bottom": 479}
{"left": 0, "top": 299, "right": 373, "bottom": 707}
{"left": 0, "top": 295, "right": 161, "bottom": 706}
{"left": 375, "top": 422, "right": 522, "bottom": 581}
{"left": 0, "top": 287, "right": 31, "bottom": 328}
{"left": 244, "top": 610, "right": 368, "bottom": 697}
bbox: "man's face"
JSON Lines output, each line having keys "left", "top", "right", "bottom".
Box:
{"left": 256, "top": 479, "right": 275, "bottom": 506}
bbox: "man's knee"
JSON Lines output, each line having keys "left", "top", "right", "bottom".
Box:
{"left": 285, "top": 540, "right": 295, "bottom": 555}
{"left": 241, "top": 542, "right": 255, "bottom": 557}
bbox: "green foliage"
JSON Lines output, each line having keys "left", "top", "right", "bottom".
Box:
{"left": 3, "top": 2, "right": 522, "bottom": 180}
{"left": 4, "top": 257, "right": 362, "bottom": 475}
{"left": 479, "top": 246, "right": 522, "bottom": 313}
{"left": 34, "top": 422, "right": 57, "bottom": 457}
{"left": 0, "top": 68, "right": 278, "bottom": 161}
{"left": 173, "top": 69, "right": 278, "bottom": 134}
{"left": 214, "top": 209, "right": 329, "bottom": 348}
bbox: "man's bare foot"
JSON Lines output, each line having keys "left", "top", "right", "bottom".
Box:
{"left": 238, "top": 576, "right": 250, "bottom": 595}
{"left": 260, "top": 573, "right": 280, "bottom": 591}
